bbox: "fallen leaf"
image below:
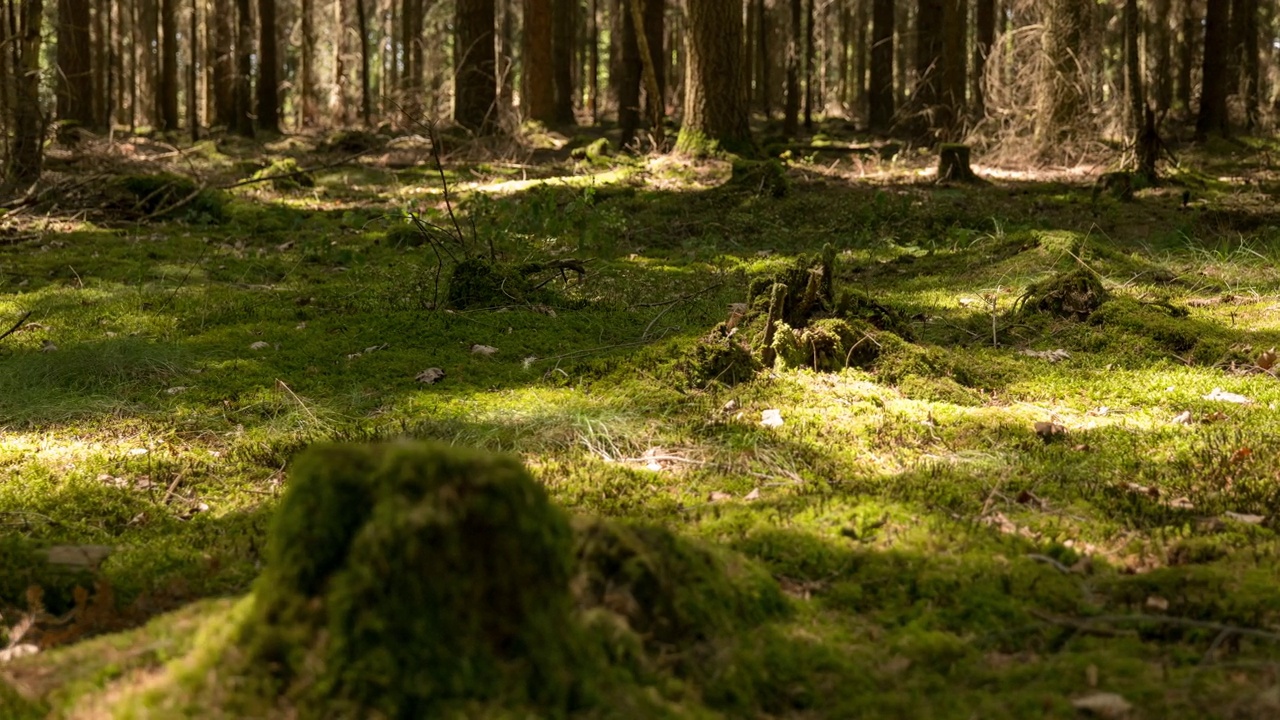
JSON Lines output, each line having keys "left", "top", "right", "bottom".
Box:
{"left": 707, "top": 491, "right": 733, "bottom": 503}
{"left": 1204, "top": 387, "right": 1252, "bottom": 404}
{"left": 1034, "top": 421, "right": 1067, "bottom": 441}
{"left": 1071, "top": 692, "right": 1132, "bottom": 718}
{"left": 165, "top": 386, "right": 189, "bottom": 395}
{"left": 471, "top": 344, "right": 498, "bottom": 356}
{"left": 744, "top": 488, "right": 761, "bottom": 501}
{"left": 40, "top": 340, "right": 57, "bottom": 352}
{"left": 760, "top": 409, "right": 784, "bottom": 428}
{"left": 249, "top": 341, "right": 270, "bottom": 350}
{"left": 522, "top": 356, "right": 538, "bottom": 369}
{"left": 0, "top": 644, "right": 38, "bottom": 663}
{"left": 1019, "top": 348, "right": 1071, "bottom": 362}
{"left": 1257, "top": 347, "right": 1277, "bottom": 370}
{"left": 722, "top": 399, "right": 739, "bottom": 413}
{"left": 1223, "top": 511, "right": 1266, "bottom": 525}
{"left": 415, "top": 368, "right": 445, "bottom": 384}
{"left": 1145, "top": 595, "right": 1169, "bottom": 611}
{"left": 1170, "top": 410, "right": 1194, "bottom": 425}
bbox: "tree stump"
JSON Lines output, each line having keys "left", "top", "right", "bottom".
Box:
{"left": 937, "top": 143, "right": 980, "bottom": 183}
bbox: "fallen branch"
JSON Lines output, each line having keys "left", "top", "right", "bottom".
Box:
{"left": 0, "top": 311, "right": 32, "bottom": 343}
{"left": 219, "top": 150, "right": 373, "bottom": 190}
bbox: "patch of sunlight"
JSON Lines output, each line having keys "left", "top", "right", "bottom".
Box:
{"left": 464, "top": 169, "right": 630, "bottom": 195}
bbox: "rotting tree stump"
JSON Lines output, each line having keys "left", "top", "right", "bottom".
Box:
{"left": 936, "top": 143, "right": 980, "bottom": 183}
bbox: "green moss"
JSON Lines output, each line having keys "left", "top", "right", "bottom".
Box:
{"left": 446, "top": 258, "right": 532, "bottom": 309}
{"left": 683, "top": 323, "right": 762, "bottom": 387}
{"left": 570, "top": 138, "right": 613, "bottom": 165}
{"left": 114, "top": 173, "right": 228, "bottom": 222}
{"left": 250, "top": 157, "right": 315, "bottom": 191}
{"left": 1016, "top": 267, "right": 1110, "bottom": 320}
{"left": 773, "top": 318, "right": 879, "bottom": 372}
{"left": 728, "top": 159, "right": 788, "bottom": 198}
{"left": 896, "top": 374, "right": 985, "bottom": 405}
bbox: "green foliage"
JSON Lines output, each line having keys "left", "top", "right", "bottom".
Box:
{"left": 249, "top": 158, "right": 315, "bottom": 191}
{"left": 1016, "top": 267, "right": 1110, "bottom": 320}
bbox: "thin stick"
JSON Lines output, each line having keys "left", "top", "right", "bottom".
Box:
{"left": 220, "top": 150, "right": 373, "bottom": 190}
{"left": 275, "top": 379, "right": 319, "bottom": 424}
{"left": 0, "top": 311, "right": 32, "bottom": 343}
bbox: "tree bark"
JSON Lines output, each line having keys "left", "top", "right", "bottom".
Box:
{"left": 1124, "top": 0, "right": 1143, "bottom": 135}
{"left": 356, "top": 0, "right": 371, "bottom": 125}
{"left": 756, "top": 0, "right": 769, "bottom": 119}
{"left": 9, "top": 0, "right": 45, "bottom": 189}
{"left": 972, "top": 0, "right": 993, "bottom": 117}
{"left": 674, "top": 0, "right": 751, "bottom": 154}
{"left": 1147, "top": 0, "right": 1171, "bottom": 115}
{"left": 1195, "top": 0, "right": 1229, "bottom": 139}
{"left": 940, "top": 0, "right": 965, "bottom": 133}
{"left": 233, "top": 0, "right": 255, "bottom": 136}
{"left": 1175, "top": 0, "right": 1194, "bottom": 114}
{"left": 57, "top": 0, "right": 97, "bottom": 127}
{"left": 784, "top": 0, "right": 800, "bottom": 135}
{"left": 868, "top": 0, "right": 892, "bottom": 131}
{"left": 257, "top": 0, "right": 280, "bottom": 132}
{"left": 642, "top": 0, "right": 664, "bottom": 119}
{"left": 587, "top": 0, "right": 598, "bottom": 121}
{"left": 189, "top": 0, "right": 199, "bottom": 139}
{"left": 912, "top": 0, "right": 943, "bottom": 135}
{"left": 1036, "top": 0, "right": 1090, "bottom": 149}
{"left": 552, "top": 0, "right": 576, "bottom": 123}
{"left": 301, "top": 0, "right": 317, "bottom": 125}
{"left": 1229, "top": 0, "right": 1258, "bottom": 128}
{"left": 213, "top": 0, "right": 236, "bottom": 126}
{"left": 454, "top": 0, "right": 496, "bottom": 131}
{"left": 523, "top": 0, "right": 555, "bottom": 121}
{"left": 159, "top": 0, "right": 179, "bottom": 130}
{"left": 613, "top": 0, "right": 640, "bottom": 146}
{"left": 803, "top": 0, "right": 814, "bottom": 129}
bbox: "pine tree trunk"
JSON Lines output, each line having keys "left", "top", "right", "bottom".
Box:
{"left": 454, "top": 0, "right": 496, "bottom": 131}
{"left": 1195, "top": 0, "right": 1229, "bottom": 139}
{"left": 643, "top": 0, "right": 664, "bottom": 118}
{"left": 189, "top": 0, "right": 199, "bottom": 138}
{"left": 93, "top": 0, "right": 107, "bottom": 126}
{"left": 213, "top": 0, "right": 236, "bottom": 126}
{"left": 301, "top": 0, "right": 317, "bottom": 125}
{"left": 140, "top": 0, "right": 159, "bottom": 126}
{"left": 631, "top": 0, "right": 663, "bottom": 143}
{"left": 803, "top": 0, "right": 814, "bottom": 129}
{"left": 1175, "top": 0, "right": 1194, "bottom": 114}
{"left": 868, "top": 0, "right": 892, "bottom": 131}
{"left": 613, "top": 0, "right": 640, "bottom": 146}
{"left": 552, "top": 0, "right": 576, "bottom": 123}
{"left": 912, "top": 0, "right": 943, "bottom": 135}
{"left": 1147, "top": 0, "right": 1171, "bottom": 114}
{"left": 356, "top": 0, "right": 371, "bottom": 125}
{"left": 1037, "top": 0, "right": 1090, "bottom": 149}
{"left": 9, "top": 0, "right": 45, "bottom": 190}
{"left": 674, "top": 0, "right": 751, "bottom": 154}
{"left": 1124, "top": 0, "right": 1143, "bottom": 135}
{"left": 258, "top": 0, "right": 280, "bottom": 132}
{"left": 159, "top": 0, "right": 179, "bottom": 130}
{"left": 972, "top": 0, "right": 993, "bottom": 117}
{"left": 1229, "top": 0, "right": 1258, "bottom": 128}
{"left": 57, "top": 0, "right": 97, "bottom": 127}
{"left": 234, "top": 0, "right": 255, "bottom": 136}
{"left": 587, "top": 0, "right": 598, "bottom": 121}
{"left": 940, "top": 0, "right": 965, "bottom": 134}
{"left": 784, "top": 0, "right": 800, "bottom": 134}
{"left": 756, "top": 0, "right": 769, "bottom": 119}
{"left": 524, "top": 0, "right": 555, "bottom": 121}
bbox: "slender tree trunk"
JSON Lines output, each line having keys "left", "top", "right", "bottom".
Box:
{"left": 524, "top": 0, "right": 554, "bottom": 120}
{"left": 356, "top": 0, "right": 371, "bottom": 125}
{"left": 93, "top": 0, "right": 107, "bottom": 126}
{"left": 587, "top": 0, "right": 598, "bottom": 120}
{"left": 9, "top": 0, "right": 45, "bottom": 189}
{"left": 301, "top": 0, "right": 317, "bottom": 125}
{"left": 552, "top": 0, "right": 576, "bottom": 123}
{"left": 853, "top": 0, "right": 867, "bottom": 119}
{"left": 613, "top": 0, "right": 640, "bottom": 145}
{"left": 213, "top": 0, "right": 236, "bottom": 126}
{"left": 1124, "top": 0, "right": 1143, "bottom": 134}
{"left": 643, "top": 0, "right": 663, "bottom": 116}
{"left": 868, "top": 0, "right": 892, "bottom": 131}
{"left": 1229, "top": 0, "right": 1258, "bottom": 127}
{"left": 454, "top": 0, "right": 496, "bottom": 131}
{"left": 140, "top": 0, "right": 159, "bottom": 126}
{"left": 57, "top": 0, "right": 97, "bottom": 127}
{"left": 802, "top": 0, "right": 813, "bottom": 128}
{"left": 1036, "top": 0, "right": 1090, "bottom": 148}
{"left": 912, "top": 0, "right": 943, "bottom": 135}
{"left": 234, "top": 0, "right": 255, "bottom": 135}
{"left": 784, "top": 0, "right": 800, "bottom": 134}
{"left": 1195, "top": 0, "right": 1230, "bottom": 138}
{"left": 756, "top": 0, "right": 769, "bottom": 119}
{"left": 630, "top": 0, "right": 662, "bottom": 144}
{"left": 1147, "top": 0, "right": 1171, "bottom": 114}
{"left": 674, "top": 0, "right": 751, "bottom": 153}
{"left": 158, "top": 0, "right": 179, "bottom": 130}
{"left": 940, "top": 0, "right": 965, "bottom": 134}
{"left": 972, "top": 0, "right": 993, "bottom": 117}
{"left": 258, "top": 0, "right": 280, "bottom": 131}
{"left": 1175, "top": 0, "right": 1194, "bottom": 114}
{"left": 189, "top": 0, "right": 199, "bottom": 138}
{"left": 497, "top": 0, "right": 514, "bottom": 114}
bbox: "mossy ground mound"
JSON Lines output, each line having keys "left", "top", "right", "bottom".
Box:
{"left": 446, "top": 257, "right": 585, "bottom": 310}
{"left": 1016, "top": 267, "right": 1110, "bottom": 320}
{"left": 121, "top": 442, "right": 789, "bottom": 718}
{"left": 105, "top": 173, "right": 227, "bottom": 222}
{"left": 249, "top": 158, "right": 315, "bottom": 191}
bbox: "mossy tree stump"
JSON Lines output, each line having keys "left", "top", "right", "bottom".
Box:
{"left": 937, "top": 143, "right": 980, "bottom": 183}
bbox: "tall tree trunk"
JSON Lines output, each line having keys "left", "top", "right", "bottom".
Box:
{"left": 524, "top": 0, "right": 555, "bottom": 121}
{"left": 93, "top": 0, "right": 107, "bottom": 126}
{"left": 57, "top": 0, "right": 97, "bottom": 127}
{"left": 552, "top": 0, "right": 575, "bottom": 122}
{"left": 213, "top": 0, "right": 236, "bottom": 126}
{"left": 189, "top": 0, "right": 199, "bottom": 139}
{"left": 784, "top": 0, "right": 800, "bottom": 134}
{"left": 642, "top": 0, "right": 663, "bottom": 118}
{"left": 1036, "top": 0, "right": 1090, "bottom": 149}
{"left": 258, "top": 0, "right": 280, "bottom": 132}
{"left": 630, "top": 0, "right": 662, "bottom": 144}
{"left": 234, "top": 0, "right": 255, "bottom": 136}
{"left": 1124, "top": 0, "right": 1143, "bottom": 134}
{"left": 587, "top": 0, "right": 598, "bottom": 120}
{"left": 868, "top": 0, "right": 892, "bottom": 131}
{"left": 1147, "top": 0, "right": 1171, "bottom": 114}
{"left": 356, "top": 0, "right": 371, "bottom": 125}
{"left": 159, "top": 0, "right": 179, "bottom": 130}
{"left": 9, "top": 0, "right": 45, "bottom": 189}
{"left": 973, "top": 0, "right": 993, "bottom": 117}
{"left": 852, "top": 0, "right": 867, "bottom": 119}
{"left": 1195, "top": 0, "right": 1229, "bottom": 139}
{"left": 940, "top": 0, "right": 965, "bottom": 133}
{"left": 497, "top": 0, "right": 514, "bottom": 114}
{"left": 613, "top": 0, "right": 640, "bottom": 145}
{"left": 756, "top": 0, "right": 769, "bottom": 119}
{"left": 1175, "top": 0, "right": 1194, "bottom": 114}
{"left": 674, "top": 0, "right": 750, "bottom": 153}
{"left": 140, "top": 0, "right": 159, "bottom": 126}
{"left": 454, "top": 0, "right": 496, "bottom": 131}
{"left": 301, "top": 0, "right": 317, "bottom": 125}
{"left": 912, "top": 0, "right": 943, "bottom": 135}
{"left": 802, "top": 0, "right": 813, "bottom": 128}
{"left": 1229, "top": 0, "right": 1258, "bottom": 128}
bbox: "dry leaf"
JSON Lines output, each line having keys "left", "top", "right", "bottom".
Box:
{"left": 707, "top": 491, "right": 733, "bottom": 503}
{"left": 744, "top": 488, "right": 761, "bottom": 501}
{"left": 722, "top": 399, "right": 739, "bottom": 413}
{"left": 1019, "top": 348, "right": 1071, "bottom": 362}
{"left": 0, "top": 644, "right": 38, "bottom": 663}
{"left": 1204, "top": 387, "right": 1252, "bottom": 404}
{"left": 1170, "top": 410, "right": 1193, "bottom": 425}
{"left": 165, "top": 386, "right": 188, "bottom": 395}
{"left": 1071, "top": 692, "right": 1132, "bottom": 718}
{"left": 1223, "top": 511, "right": 1266, "bottom": 525}
{"left": 1257, "top": 347, "right": 1277, "bottom": 370}
{"left": 1145, "top": 595, "right": 1169, "bottom": 611}
{"left": 415, "top": 367, "right": 445, "bottom": 384}
{"left": 40, "top": 340, "right": 57, "bottom": 352}
{"left": 760, "top": 409, "right": 784, "bottom": 428}
{"left": 249, "top": 341, "right": 270, "bottom": 350}
{"left": 38, "top": 544, "right": 113, "bottom": 570}
{"left": 471, "top": 344, "right": 498, "bottom": 356}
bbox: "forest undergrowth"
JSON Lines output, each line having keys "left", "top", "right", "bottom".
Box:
{"left": 2, "top": 126, "right": 1280, "bottom": 718}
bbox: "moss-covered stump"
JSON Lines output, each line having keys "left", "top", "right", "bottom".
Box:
{"left": 249, "top": 157, "right": 315, "bottom": 191}
{"left": 936, "top": 143, "right": 980, "bottom": 183}
{"left": 240, "top": 441, "right": 584, "bottom": 717}
{"left": 106, "top": 173, "right": 228, "bottom": 223}
{"left": 683, "top": 323, "right": 762, "bottom": 388}
{"left": 1016, "top": 267, "right": 1110, "bottom": 321}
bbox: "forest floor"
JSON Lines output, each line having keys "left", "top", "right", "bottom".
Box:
{"left": 2, "top": 123, "right": 1280, "bottom": 718}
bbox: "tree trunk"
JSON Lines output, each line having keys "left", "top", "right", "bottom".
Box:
{"left": 972, "top": 0, "right": 993, "bottom": 117}
{"left": 213, "top": 0, "right": 236, "bottom": 126}
{"left": 301, "top": 0, "right": 316, "bottom": 125}
{"left": 613, "top": 0, "right": 640, "bottom": 146}
{"left": 1175, "top": 0, "right": 1193, "bottom": 114}
{"left": 868, "top": 0, "right": 892, "bottom": 131}
{"left": 1147, "top": 0, "right": 1171, "bottom": 114}
{"left": 234, "top": 0, "right": 255, "bottom": 136}
{"left": 642, "top": 0, "right": 664, "bottom": 119}
{"left": 852, "top": 0, "right": 866, "bottom": 119}
{"left": 552, "top": 0, "right": 576, "bottom": 123}
{"left": 1036, "top": 0, "right": 1090, "bottom": 149}
{"left": 674, "top": 0, "right": 751, "bottom": 154}
{"left": 57, "top": 0, "right": 97, "bottom": 127}
{"left": 1124, "top": 0, "right": 1143, "bottom": 135}
{"left": 630, "top": 0, "right": 663, "bottom": 144}
{"left": 140, "top": 0, "right": 159, "bottom": 126}
{"left": 93, "top": 0, "right": 106, "bottom": 125}
{"left": 940, "top": 0, "right": 965, "bottom": 133}
{"left": 1195, "top": 0, "right": 1229, "bottom": 139}
{"left": 803, "top": 0, "right": 813, "bottom": 128}
{"left": 189, "top": 0, "right": 199, "bottom": 139}
{"left": 587, "top": 0, "right": 598, "bottom": 121}
{"left": 912, "top": 0, "right": 943, "bottom": 135}
{"left": 523, "top": 0, "right": 554, "bottom": 121}
{"left": 454, "top": 0, "right": 496, "bottom": 131}
{"left": 1229, "top": 0, "right": 1258, "bottom": 128}
{"left": 756, "top": 0, "right": 769, "bottom": 119}
{"left": 258, "top": 0, "right": 280, "bottom": 132}
{"left": 356, "top": 0, "right": 371, "bottom": 125}
{"left": 784, "top": 0, "right": 800, "bottom": 134}
{"left": 9, "top": 0, "right": 45, "bottom": 189}
{"left": 158, "top": 0, "right": 179, "bottom": 130}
